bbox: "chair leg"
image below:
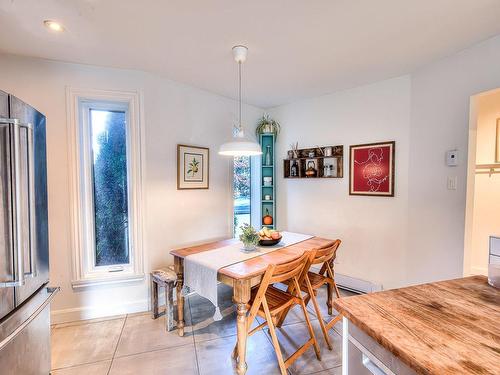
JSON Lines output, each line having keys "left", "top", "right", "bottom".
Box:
{"left": 326, "top": 283, "right": 333, "bottom": 315}
{"left": 151, "top": 278, "right": 159, "bottom": 319}
{"left": 262, "top": 299, "right": 287, "bottom": 375}
{"left": 165, "top": 282, "right": 174, "bottom": 331}
{"left": 309, "top": 287, "right": 332, "bottom": 350}
{"left": 333, "top": 280, "right": 341, "bottom": 299}
{"left": 298, "top": 293, "right": 322, "bottom": 360}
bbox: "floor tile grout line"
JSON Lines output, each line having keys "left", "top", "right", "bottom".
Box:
{"left": 51, "top": 359, "right": 112, "bottom": 372}
{"left": 111, "top": 340, "right": 196, "bottom": 361}
{"left": 188, "top": 297, "right": 202, "bottom": 375}
{"left": 305, "top": 363, "right": 342, "bottom": 375}
{"left": 51, "top": 316, "right": 126, "bottom": 330}
{"left": 107, "top": 314, "right": 128, "bottom": 375}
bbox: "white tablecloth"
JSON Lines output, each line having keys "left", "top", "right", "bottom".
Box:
{"left": 182, "top": 232, "right": 313, "bottom": 320}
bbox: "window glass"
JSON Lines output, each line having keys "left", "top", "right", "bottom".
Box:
{"left": 90, "top": 109, "right": 130, "bottom": 266}
{"left": 233, "top": 156, "right": 251, "bottom": 237}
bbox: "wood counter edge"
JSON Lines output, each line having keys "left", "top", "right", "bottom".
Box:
{"left": 332, "top": 276, "right": 492, "bottom": 375}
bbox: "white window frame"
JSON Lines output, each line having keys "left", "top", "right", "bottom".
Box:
{"left": 67, "top": 88, "right": 145, "bottom": 288}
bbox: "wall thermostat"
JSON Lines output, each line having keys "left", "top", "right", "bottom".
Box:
{"left": 446, "top": 150, "right": 458, "bottom": 166}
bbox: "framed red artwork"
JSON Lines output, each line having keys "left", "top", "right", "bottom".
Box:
{"left": 349, "top": 141, "right": 395, "bottom": 196}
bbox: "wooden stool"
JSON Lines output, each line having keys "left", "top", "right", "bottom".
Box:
{"left": 151, "top": 267, "right": 177, "bottom": 331}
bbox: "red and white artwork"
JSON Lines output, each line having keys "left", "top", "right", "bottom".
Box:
{"left": 349, "top": 141, "right": 395, "bottom": 196}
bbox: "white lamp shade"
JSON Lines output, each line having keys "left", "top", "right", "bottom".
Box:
{"left": 218, "top": 139, "right": 262, "bottom": 156}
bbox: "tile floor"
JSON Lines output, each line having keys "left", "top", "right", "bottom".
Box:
{"left": 51, "top": 285, "right": 356, "bottom": 375}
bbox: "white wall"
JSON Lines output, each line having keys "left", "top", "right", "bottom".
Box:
{"left": 407, "top": 35, "right": 500, "bottom": 285}
{"left": 269, "top": 76, "right": 411, "bottom": 290}
{"left": 0, "top": 54, "right": 262, "bottom": 322}
{"left": 469, "top": 91, "right": 500, "bottom": 274}
{"left": 270, "top": 34, "right": 500, "bottom": 289}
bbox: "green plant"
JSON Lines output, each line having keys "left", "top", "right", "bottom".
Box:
{"left": 255, "top": 114, "right": 281, "bottom": 137}
{"left": 187, "top": 158, "right": 200, "bottom": 177}
{"left": 239, "top": 223, "right": 260, "bottom": 247}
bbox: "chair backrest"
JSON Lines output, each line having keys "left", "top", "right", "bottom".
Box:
{"left": 253, "top": 250, "right": 316, "bottom": 300}
{"left": 311, "top": 240, "right": 341, "bottom": 266}
{"left": 269, "top": 250, "right": 315, "bottom": 284}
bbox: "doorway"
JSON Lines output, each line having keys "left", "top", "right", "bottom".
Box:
{"left": 464, "top": 88, "right": 500, "bottom": 276}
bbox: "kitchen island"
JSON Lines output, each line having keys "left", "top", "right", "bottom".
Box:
{"left": 333, "top": 276, "right": 500, "bottom": 375}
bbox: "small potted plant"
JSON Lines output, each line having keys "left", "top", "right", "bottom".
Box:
{"left": 255, "top": 114, "right": 281, "bottom": 138}
{"left": 239, "top": 223, "right": 260, "bottom": 252}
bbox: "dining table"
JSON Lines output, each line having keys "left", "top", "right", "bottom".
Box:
{"left": 170, "top": 235, "right": 333, "bottom": 375}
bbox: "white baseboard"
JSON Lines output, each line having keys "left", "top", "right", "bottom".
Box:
{"left": 51, "top": 298, "right": 149, "bottom": 324}
{"left": 470, "top": 266, "right": 488, "bottom": 276}
{"left": 51, "top": 273, "right": 381, "bottom": 324}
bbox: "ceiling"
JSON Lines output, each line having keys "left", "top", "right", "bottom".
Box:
{"left": 1, "top": 0, "right": 500, "bottom": 108}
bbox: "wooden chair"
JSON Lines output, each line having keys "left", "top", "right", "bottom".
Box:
{"left": 232, "top": 250, "right": 321, "bottom": 375}
{"left": 277, "top": 240, "right": 342, "bottom": 350}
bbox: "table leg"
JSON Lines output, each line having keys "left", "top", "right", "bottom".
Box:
{"left": 234, "top": 279, "right": 251, "bottom": 375}
{"left": 174, "top": 257, "right": 185, "bottom": 337}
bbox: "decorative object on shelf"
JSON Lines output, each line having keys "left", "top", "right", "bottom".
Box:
{"left": 284, "top": 145, "right": 344, "bottom": 179}
{"left": 263, "top": 176, "right": 273, "bottom": 186}
{"left": 305, "top": 160, "right": 317, "bottom": 177}
{"left": 324, "top": 164, "right": 330, "bottom": 177}
{"left": 264, "top": 194, "right": 272, "bottom": 201}
{"left": 290, "top": 160, "right": 299, "bottom": 176}
{"left": 349, "top": 141, "right": 395, "bottom": 196}
{"left": 218, "top": 45, "right": 262, "bottom": 156}
{"left": 287, "top": 150, "right": 294, "bottom": 159}
{"left": 496, "top": 118, "right": 500, "bottom": 163}
{"left": 290, "top": 142, "right": 299, "bottom": 158}
{"left": 239, "top": 223, "right": 260, "bottom": 252}
{"left": 263, "top": 209, "right": 273, "bottom": 225}
{"left": 177, "top": 144, "right": 209, "bottom": 189}
{"left": 265, "top": 145, "right": 272, "bottom": 166}
{"left": 255, "top": 114, "right": 281, "bottom": 137}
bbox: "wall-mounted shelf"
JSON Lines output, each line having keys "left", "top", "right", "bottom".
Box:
{"left": 284, "top": 145, "right": 344, "bottom": 179}
{"left": 260, "top": 134, "right": 276, "bottom": 227}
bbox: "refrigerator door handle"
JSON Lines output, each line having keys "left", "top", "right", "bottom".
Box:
{"left": 24, "top": 122, "right": 37, "bottom": 278}
{"left": 0, "top": 287, "right": 59, "bottom": 350}
{"left": 0, "top": 118, "right": 25, "bottom": 288}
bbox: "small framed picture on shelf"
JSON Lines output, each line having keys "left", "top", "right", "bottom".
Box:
{"left": 177, "top": 144, "right": 209, "bottom": 189}
{"left": 349, "top": 141, "right": 395, "bottom": 196}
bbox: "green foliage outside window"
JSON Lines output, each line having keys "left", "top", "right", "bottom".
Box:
{"left": 91, "top": 110, "right": 130, "bottom": 266}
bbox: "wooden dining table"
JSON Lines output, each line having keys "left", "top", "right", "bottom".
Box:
{"left": 170, "top": 235, "right": 333, "bottom": 375}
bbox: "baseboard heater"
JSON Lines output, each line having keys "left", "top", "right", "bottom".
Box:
{"left": 336, "top": 273, "right": 383, "bottom": 294}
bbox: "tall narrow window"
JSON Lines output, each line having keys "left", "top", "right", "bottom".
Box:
{"left": 68, "top": 88, "right": 144, "bottom": 287}
{"left": 90, "top": 109, "right": 129, "bottom": 266}
{"left": 233, "top": 156, "right": 251, "bottom": 237}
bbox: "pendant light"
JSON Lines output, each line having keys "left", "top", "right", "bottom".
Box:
{"left": 218, "top": 45, "right": 262, "bottom": 156}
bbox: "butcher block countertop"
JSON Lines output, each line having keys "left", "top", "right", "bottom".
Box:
{"left": 333, "top": 276, "right": 500, "bottom": 375}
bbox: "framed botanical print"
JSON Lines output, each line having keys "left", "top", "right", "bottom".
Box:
{"left": 177, "top": 144, "right": 209, "bottom": 189}
{"left": 496, "top": 118, "right": 500, "bottom": 163}
{"left": 349, "top": 141, "right": 395, "bottom": 196}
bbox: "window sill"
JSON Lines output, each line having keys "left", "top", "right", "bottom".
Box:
{"left": 71, "top": 273, "right": 145, "bottom": 289}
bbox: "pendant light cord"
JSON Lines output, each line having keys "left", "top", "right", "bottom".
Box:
{"left": 238, "top": 61, "right": 242, "bottom": 131}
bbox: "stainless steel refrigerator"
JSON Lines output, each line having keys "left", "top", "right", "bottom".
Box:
{"left": 0, "top": 90, "right": 58, "bottom": 374}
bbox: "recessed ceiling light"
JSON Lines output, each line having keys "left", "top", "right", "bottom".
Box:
{"left": 43, "top": 20, "right": 65, "bottom": 32}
